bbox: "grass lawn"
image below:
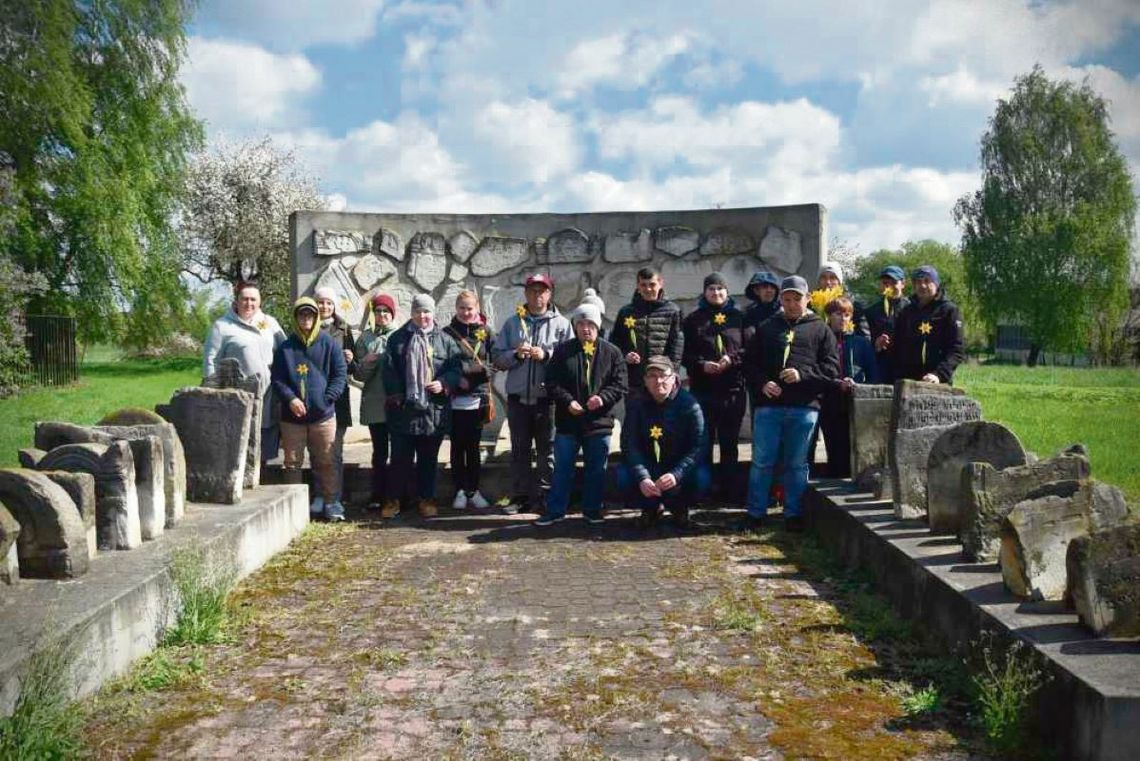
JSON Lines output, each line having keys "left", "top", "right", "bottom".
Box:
{"left": 956, "top": 363, "right": 1140, "bottom": 503}
{"left": 0, "top": 352, "right": 200, "bottom": 468}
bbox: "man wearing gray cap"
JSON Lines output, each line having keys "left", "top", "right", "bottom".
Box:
{"left": 741, "top": 275, "right": 839, "bottom": 532}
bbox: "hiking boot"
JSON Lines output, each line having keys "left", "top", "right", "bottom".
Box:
{"left": 380, "top": 500, "right": 401, "bottom": 519}
{"left": 418, "top": 500, "right": 439, "bottom": 518}
{"left": 452, "top": 489, "right": 469, "bottom": 510}
{"left": 469, "top": 491, "right": 491, "bottom": 510}
{"left": 324, "top": 501, "right": 346, "bottom": 523}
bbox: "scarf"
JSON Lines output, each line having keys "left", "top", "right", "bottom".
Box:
{"left": 404, "top": 322, "right": 434, "bottom": 407}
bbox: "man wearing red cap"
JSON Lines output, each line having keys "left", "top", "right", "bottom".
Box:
{"left": 491, "top": 273, "right": 573, "bottom": 514}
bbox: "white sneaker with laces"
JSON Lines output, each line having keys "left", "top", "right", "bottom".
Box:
{"left": 469, "top": 491, "right": 491, "bottom": 509}
{"left": 452, "top": 489, "right": 468, "bottom": 510}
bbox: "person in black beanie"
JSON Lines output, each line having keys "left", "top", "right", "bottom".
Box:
{"left": 682, "top": 272, "right": 746, "bottom": 502}
{"left": 889, "top": 265, "right": 965, "bottom": 384}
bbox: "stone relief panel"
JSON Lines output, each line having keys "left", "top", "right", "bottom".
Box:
{"left": 603, "top": 229, "right": 654, "bottom": 263}
{"left": 542, "top": 228, "right": 592, "bottom": 264}
{"left": 448, "top": 230, "right": 479, "bottom": 263}
{"left": 470, "top": 236, "right": 530, "bottom": 277}
{"left": 700, "top": 228, "right": 756, "bottom": 257}
{"left": 352, "top": 254, "right": 396, "bottom": 291}
{"left": 314, "top": 260, "right": 365, "bottom": 328}
{"left": 596, "top": 269, "right": 640, "bottom": 318}
{"left": 758, "top": 225, "right": 803, "bottom": 274}
{"left": 654, "top": 226, "right": 700, "bottom": 257}
{"left": 407, "top": 232, "right": 449, "bottom": 291}
{"left": 314, "top": 230, "right": 370, "bottom": 257}
{"left": 373, "top": 227, "right": 405, "bottom": 261}
{"left": 449, "top": 263, "right": 469, "bottom": 282}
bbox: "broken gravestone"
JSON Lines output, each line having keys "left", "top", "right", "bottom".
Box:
{"left": 40, "top": 471, "right": 97, "bottom": 560}
{"left": 17, "top": 448, "right": 44, "bottom": 469}
{"left": 0, "top": 469, "right": 89, "bottom": 578}
{"left": 1000, "top": 481, "right": 1130, "bottom": 601}
{"left": 848, "top": 384, "right": 893, "bottom": 493}
{"left": 1067, "top": 522, "right": 1140, "bottom": 638}
{"left": 960, "top": 451, "right": 1090, "bottom": 563}
{"left": 157, "top": 387, "right": 253, "bottom": 504}
{"left": 926, "top": 421, "right": 1027, "bottom": 534}
{"left": 887, "top": 380, "right": 982, "bottom": 519}
{"left": 37, "top": 442, "right": 141, "bottom": 550}
{"left": 0, "top": 501, "right": 18, "bottom": 585}
{"left": 201, "top": 357, "right": 263, "bottom": 489}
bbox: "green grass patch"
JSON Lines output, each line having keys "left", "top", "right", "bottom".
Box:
{"left": 165, "top": 544, "right": 238, "bottom": 647}
{"left": 122, "top": 648, "right": 206, "bottom": 693}
{"left": 0, "top": 354, "right": 199, "bottom": 468}
{"left": 969, "top": 636, "right": 1049, "bottom": 758}
{"left": 0, "top": 638, "right": 85, "bottom": 760}
{"left": 957, "top": 364, "right": 1140, "bottom": 503}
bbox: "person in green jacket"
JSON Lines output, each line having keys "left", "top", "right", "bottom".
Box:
{"left": 355, "top": 292, "right": 398, "bottom": 514}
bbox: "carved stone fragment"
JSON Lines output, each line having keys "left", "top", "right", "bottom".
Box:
{"left": 926, "top": 422, "right": 1027, "bottom": 534}
{"left": 0, "top": 501, "right": 18, "bottom": 585}
{"left": 1067, "top": 523, "right": 1140, "bottom": 637}
{"left": 470, "top": 236, "right": 530, "bottom": 276}
{"left": 701, "top": 228, "right": 755, "bottom": 257}
{"left": 603, "top": 230, "right": 653, "bottom": 263}
{"left": 596, "top": 269, "right": 641, "bottom": 320}
{"left": 17, "top": 448, "right": 44, "bottom": 469}
{"left": 38, "top": 442, "right": 141, "bottom": 550}
{"left": 352, "top": 254, "right": 396, "bottom": 291}
{"left": 449, "top": 263, "right": 469, "bottom": 282}
{"left": 314, "top": 260, "right": 365, "bottom": 329}
{"left": 448, "top": 230, "right": 479, "bottom": 263}
{"left": 156, "top": 387, "right": 253, "bottom": 504}
{"left": 0, "top": 469, "right": 90, "bottom": 578}
{"left": 407, "top": 232, "right": 449, "bottom": 291}
{"left": 758, "top": 226, "right": 803, "bottom": 273}
{"left": 849, "top": 384, "right": 894, "bottom": 490}
{"left": 654, "top": 226, "right": 700, "bottom": 257}
{"left": 542, "top": 228, "right": 592, "bottom": 264}
{"left": 314, "top": 229, "right": 369, "bottom": 256}
{"left": 41, "top": 470, "right": 97, "bottom": 559}
{"left": 202, "top": 357, "right": 263, "bottom": 490}
{"left": 718, "top": 255, "right": 763, "bottom": 296}
{"left": 373, "top": 227, "right": 404, "bottom": 261}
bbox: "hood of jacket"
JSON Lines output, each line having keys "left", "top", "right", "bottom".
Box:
{"left": 745, "top": 272, "right": 781, "bottom": 302}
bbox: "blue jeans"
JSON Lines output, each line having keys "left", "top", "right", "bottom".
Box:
{"left": 617, "top": 462, "right": 711, "bottom": 514}
{"left": 747, "top": 405, "right": 819, "bottom": 518}
{"left": 545, "top": 433, "right": 611, "bottom": 519}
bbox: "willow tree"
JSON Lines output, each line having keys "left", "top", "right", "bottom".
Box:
{"left": 0, "top": 0, "right": 203, "bottom": 346}
{"left": 954, "top": 66, "right": 1136, "bottom": 366}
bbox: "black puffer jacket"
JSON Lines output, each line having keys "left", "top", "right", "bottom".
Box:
{"left": 621, "top": 385, "right": 706, "bottom": 484}
{"left": 612, "top": 291, "right": 684, "bottom": 388}
{"left": 320, "top": 316, "right": 357, "bottom": 428}
{"left": 743, "top": 310, "right": 839, "bottom": 410}
{"left": 681, "top": 297, "right": 745, "bottom": 394}
{"left": 444, "top": 316, "right": 495, "bottom": 409}
{"left": 546, "top": 338, "right": 627, "bottom": 437}
{"left": 889, "top": 293, "right": 965, "bottom": 384}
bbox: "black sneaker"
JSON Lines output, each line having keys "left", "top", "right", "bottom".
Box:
{"left": 533, "top": 514, "right": 563, "bottom": 527}
{"left": 634, "top": 506, "right": 661, "bottom": 529}
{"left": 784, "top": 515, "right": 806, "bottom": 533}
{"left": 733, "top": 514, "right": 766, "bottom": 532}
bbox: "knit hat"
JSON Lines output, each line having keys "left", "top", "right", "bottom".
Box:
{"left": 411, "top": 293, "right": 436, "bottom": 313}
{"left": 703, "top": 272, "right": 728, "bottom": 290}
{"left": 780, "top": 275, "right": 810, "bottom": 296}
{"left": 370, "top": 292, "right": 396, "bottom": 315}
{"left": 818, "top": 263, "right": 844, "bottom": 282}
{"left": 580, "top": 287, "right": 606, "bottom": 316}
{"left": 879, "top": 265, "right": 905, "bottom": 283}
{"left": 571, "top": 303, "right": 602, "bottom": 329}
{"left": 911, "top": 265, "right": 941, "bottom": 287}
{"left": 314, "top": 286, "right": 337, "bottom": 302}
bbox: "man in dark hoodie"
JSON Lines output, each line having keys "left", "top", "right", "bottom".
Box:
{"left": 742, "top": 270, "right": 782, "bottom": 335}
{"left": 741, "top": 276, "right": 839, "bottom": 532}
{"left": 271, "top": 297, "right": 349, "bottom": 521}
{"left": 889, "top": 265, "right": 965, "bottom": 384}
{"left": 862, "top": 265, "right": 909, "bottom": 383}
{"left": 612, "top": 267, "right": 684, "bottom": 399}
{"left": 682, "top": 272, "right": 746, "bottom": 501}
{"left": 537, "top": 302, "right": 627, "bottom": 526}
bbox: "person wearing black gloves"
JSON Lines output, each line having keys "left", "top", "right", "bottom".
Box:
{"left": 889, "top": 265, "right": 965, "bottom": 385}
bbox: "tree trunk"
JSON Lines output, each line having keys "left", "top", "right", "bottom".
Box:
{"left": 1027, "top": 343, "right": 1042, "bottom": 367}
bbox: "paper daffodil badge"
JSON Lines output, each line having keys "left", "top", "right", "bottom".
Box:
{"left": 472, "top": 327, "right": 488, "bottom": 355}
{"left": 713, "top": 312, "right": 727, "bottom": 325}
{"left": 918, "top": 321, "right": 933, "bottom": 335}
{"left": 256, "top": 317, "right": 269, "bottom": 331}
{"left": 649, "top": 424, "right": 664, "bottom": 462}
{"left": 713, "top": 312, "right": 727, "bottom": 355}
{"left": 582, "top": 341, "right": 596, "bottom": 356}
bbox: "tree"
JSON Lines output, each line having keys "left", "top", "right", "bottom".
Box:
{"left": 179, "top": 136, "right": 327, "bottom": 319}
{"left": 954, "top": 66, "right": 1136, "bottom": 366}
{"left": 844, "top": 240, "right": 990, "bottom": 351}
{"left": 0, "top": 0, "right": 203, "bottom": 346}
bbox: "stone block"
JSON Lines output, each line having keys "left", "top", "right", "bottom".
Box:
{"left": 660, "top": 257, "right": 714, "bottom": 298}
{"left": 1000, "top": 482, "right": 1131, "bottom": 601}
{"left": 654, "top": 226, "right": 699, "bottom": 257}
{"left": 407, "top": 232, "right": 449, "bottom": 290}
{"left": 448, "top": 230, "right": 479, "bottom": 263}
{"left": 961, "top": 453, "right": 1091, "bottom": 563}
{"left": 1067, "top": 523, "right": 1140, "bottom": 637}
{"left": 0, "top": 469, "right": 89, "bottom": 578}
{"left": 926, "top": 422, "right": 1027, "bottom": 534}
{"left": 470, "top": 236, "right": 530, "bottom": 276}
{"left": 718, "top": 255, "right": 764, "bottom": 297}
{"left": 314, "top": 229, "right": 369, "bottom": 256}
{"left": 758, "top": 226, "right": 802, "bottom": 274}
{"left": 700, "top": 228, "right": 755, "bottom": 257}
{"left": 603, "top": 230, "right": 653, "bottom": 263}
{"left": 17, "top": 448, "right": 44, "bottom": 469}
{"left": 0, "top": 502, "right": 18, "bottom": 585}
{"left": 124, "top": 436, "right": 165, "bottom": 540}
{"left": 448, "top": 263, "right": 468, "bottom": 282}
{"left": 201, "top": 358, "right": 263, "bottom": 490}
{"left": 849, "top": 384, "right": 893, "bottom": 483}
{"left": 313, "top": 260, "right": 365, "bottom": 329}
{"left": 887, "top": 380, "right": 981, "bottom": 519}
{"left": 373, "top": 227, "right": 404, "bottom": 260}
{"left": 157, "top": 387, "right": 253, "bottom": 504}
{"left": 37, "top": 442, "right": 141, "bottom": 550}
{"left": 480, "top": 284, "right": 525, "bottom": 334}
{"left": 351, "top": 254, "right": 396, "bottom": 291}
{"left": 40, "top": 471, "right": 97, "bottom": 560}
{"left": 542, "top": 228, "right": 592, "bottom": 264}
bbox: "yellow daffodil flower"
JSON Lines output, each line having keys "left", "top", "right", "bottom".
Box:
{"left": 713, "top": 312, "right": 727, "bottom": 325}
{"left": 649, "top": 425, "right": 663, "bottom": 439}
{"left": 582, "top": 341, "right": 596, "bottom": 356}
{"left": 809, "top": 285, "right": 844, "bottom": 314}
{"left": 918, "top": 321, "right": 933, "bottom": 335}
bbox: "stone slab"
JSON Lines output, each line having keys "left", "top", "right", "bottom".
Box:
{"left": 201, "top": 358, "right": 263, "bottom": 490}
{"left": 807, "top": 480, "right": 1140, "bottom": 761}
{"left": 156, "top": 387, "right": 253, "bottom": 505}
{"left": 926, "top": 421, "right": 1027, "bottom": 534}
{"left": 0, "top": 469, "right": 89, "bottom": 578}
{"left": 1067, "top": 523, "right": 1140, "bottom": 638}
{"left": 41, "top": 471, "right": 97, "bottom": 560}
{"left": 37, "top": 442, "right": 141, "bottom": 551}
{"left": 0, "top": 502, "right": 18, "bottom": 585}
{"left": 0, "top": 485, "right": 308, "bottom": 717}
{"left": 849, "top": 384, "right": 893, "bottom": 485}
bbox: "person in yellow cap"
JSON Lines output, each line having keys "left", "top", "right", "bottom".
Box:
{"left": 270, "top": 297, "right": 348, "bottom": 521}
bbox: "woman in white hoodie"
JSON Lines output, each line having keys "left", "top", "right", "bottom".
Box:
{"left": 203, "top": 282, "right": 287, "bottom": 461}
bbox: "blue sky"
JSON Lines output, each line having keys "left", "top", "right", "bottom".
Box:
{"left": 183, "top": 0, "right": 1140, "bottom": 254}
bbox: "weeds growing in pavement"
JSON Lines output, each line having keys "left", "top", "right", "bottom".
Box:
{"left": 0, "top": 638, "right": 84, "bottom": 759}
{"left": 124, "top": 648, "right": 206, "bottom": 692}
{"left": 901, "top": 684, "right": 943, "bottom": 716}
{"left": 165, "top": 543, "right": 238, "bottom": 646}
{"left": 970, "top": 636, "right": 1048, "bottom": 756}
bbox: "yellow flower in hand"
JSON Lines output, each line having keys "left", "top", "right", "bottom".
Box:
{"left": 623, "top": 316, "right": 637, "bottom": 329}
{"left": 582, "top": 341, "right": 596, "bottom": 356}
{"left": 918, "top": 321, "right": 933, "bottom": 335}
{"left": 809, "top": 285, "right": 844, "bottom": 314}
{"left": 516, "top": 304, "right": 528, "bottom": 319}
{"left": 713, "top": 312, "right": 727, "bottom": 325}
{"left": 649, "top": 425, "right": 663, "bottom": 439}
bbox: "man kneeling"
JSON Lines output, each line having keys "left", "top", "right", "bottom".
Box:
{"left": 619, "top": 356, "right": 709, "bottom": 528}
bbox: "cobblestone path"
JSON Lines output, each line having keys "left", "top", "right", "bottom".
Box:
{"left": 84, "top": 510, "right": 987, "bottom": 760}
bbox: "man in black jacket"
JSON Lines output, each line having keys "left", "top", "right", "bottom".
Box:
{"left": 889, "top": 265, "right": 965, "bottom": 384}
{"left": 743, "top": 270, "right": 782, "bottom": 335}
{"left": 619, "top": 356, "right": 709, "bottom": 529}
{"left": 612, "top": 267, "right": 684, "bottom": 399}
{"left": 862, "top": 264, "right": 909, "bottom": 383}
{"left": 682, "top": 272, "right": 746, "bottom": 501}
{"left": 536, "top": 303, "right": 628, "bottom": 526}
{"left": 741, "top": 276, "right": 839, "bottom": 532}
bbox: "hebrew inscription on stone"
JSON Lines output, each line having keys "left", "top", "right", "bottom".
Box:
{"left": 543, "top": 228, "right": 592, "bottom": 264}
{"left": 654, "top": 226, "right": 700, "bottom": 257}
{"left": 897, "top": 396, "right": 982, "bottom": 430}
{"left": 470, "top": 236, "right": 530, "bottom": 276}
{"left": 407, "top": 233, "right": 449, "bottom": 291}
{"left": 701, "top": 228, "right": 755, "bottom": 257}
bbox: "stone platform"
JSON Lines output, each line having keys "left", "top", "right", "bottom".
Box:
{"left": 805, "top": 480, "right": 1140, "bottom": 761}
{"left": 0, "top": 485, "right": 309, "bottom": 715}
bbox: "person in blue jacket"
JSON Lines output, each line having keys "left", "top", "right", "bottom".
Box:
{"left": 816, "top": 296, "right": 879, "bottom": 478}
{"left": 271, "top": 297, "right": 348, "bottom": 521}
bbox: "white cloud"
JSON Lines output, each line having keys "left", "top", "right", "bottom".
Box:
{"left": 183, "top": 37, "right": 322, "bottom": 131}
{"left": 557, "top": 31, "right": 691, "bottom": 97}
{"left": 194, "top": 0, "right": 387, "bottom": 49}
{"left": 472, "top": 99, "right": 582, "bottom": 184}
{"left": 918, "top": 65, "right": 1009, "bottom": 107}
{"left": 403, "top": 32, "right": 437, "bottom": 71}
{"left": 683, "top": 58, "right": 744, "bottom": 89}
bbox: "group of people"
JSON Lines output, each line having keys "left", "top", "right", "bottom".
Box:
{"left": 203, "top": 259, "right": 964, "bottom": 531}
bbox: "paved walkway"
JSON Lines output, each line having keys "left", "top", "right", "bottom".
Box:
{"left": 84, "top": 509, "right": 985, "bottom": 760}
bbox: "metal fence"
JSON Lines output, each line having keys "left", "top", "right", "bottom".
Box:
{"left": 21, "top": 314, "right": 79, "bottom": 386}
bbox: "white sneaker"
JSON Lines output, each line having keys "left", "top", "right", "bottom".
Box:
{"left": 452, "top": 489, "right": 468, "bottom": 510}
{"left": 309, "top": 496, "right": 325, "bottom": 517}
{"left": 469, "top": 491, "right": 491, "bottom": 510}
